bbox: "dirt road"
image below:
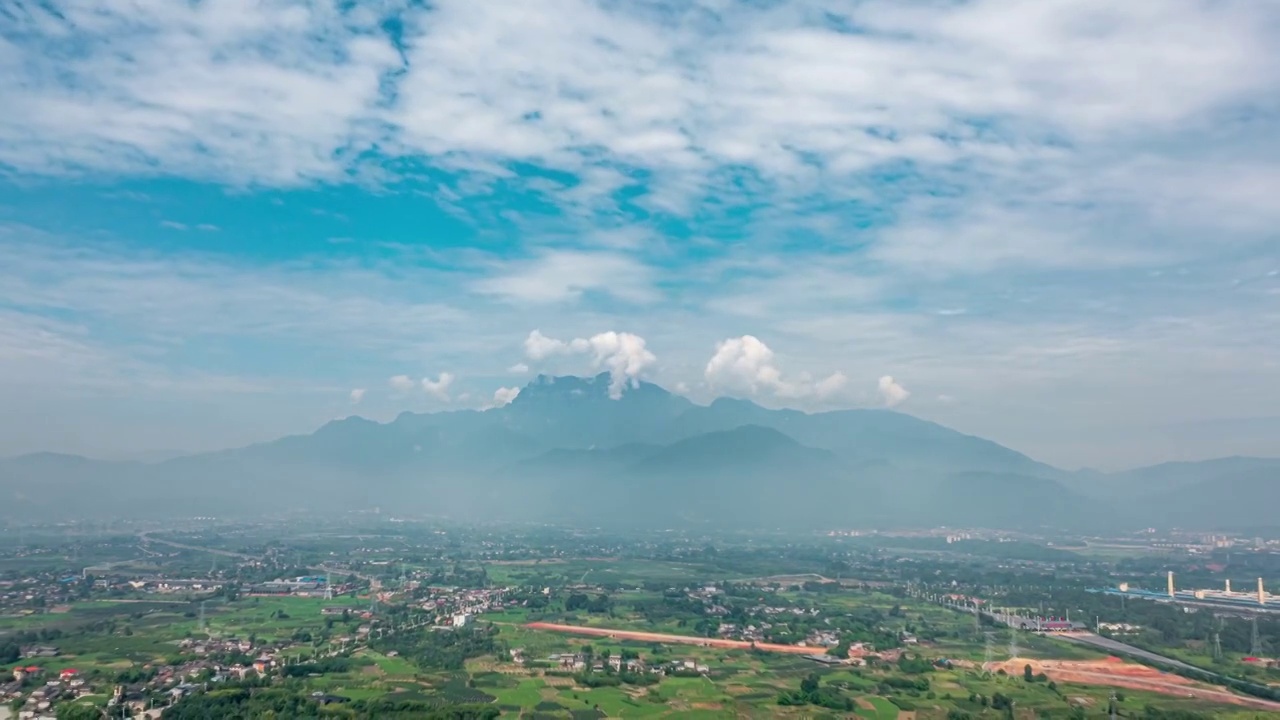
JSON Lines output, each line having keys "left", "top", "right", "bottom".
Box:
{"left": 525, "top": 622, "right": 834, "bottom": 656}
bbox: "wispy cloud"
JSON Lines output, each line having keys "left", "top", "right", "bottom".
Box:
{"left": 1, "top": 0, "right": 1278, "bottom": 467}
{"left": 5, "top": 1, "right": 1275, "bottom": 216}
{"left": 474, "top": 251, "right": 657, "bottom": 304}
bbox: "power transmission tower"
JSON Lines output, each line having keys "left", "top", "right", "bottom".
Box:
{"left": 1252, "top": 616, "right": 1263, "bottom": 657}
{"left": 1009, "top": 628, "right": 1019, "bottom": 660}
{"left": 983, "top": 632, "right": 995, "bottom": 668}
{"left": 1213, "top": 616, "right": 1223, "bottom": 660}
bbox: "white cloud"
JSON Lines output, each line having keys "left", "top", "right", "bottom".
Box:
{"left": 349, "top": 388, "right": 366, "bottom": 404}
{"left": 585, "top": 331, "right": 658, "bottom": 399}
{"left": 523, "top": 329, "right": 575, "bottom": 361}
{"left": 388, "top": 375, "right": 415, "bottom": 392}
{"left": 421, "top": 371, "right": 455, "bottom": 401}
{"left": 522, "top": 329, "right": 656, "bottom": 399}
{"left": 4, "top": 0, "right": 1275, "bottom": 221}
{"left": 491, "top": 386, "right": 520, "bottom": 407}
{"left": 704, "top": 335, "right": 846, "bottom": 400}
{"left": 0, "top": 2, "right": 1279, "bottom": 469}
{"left": 878, "top": 376, "right": 910, "bottom": 408}
{"left": 160, "top": 220, "right": 187, "bottom": 230}
{"left": 507, "top": 362, "right": 530, "bottom": 374}
{"left": 474, "top": 251, "right": 656, "bottom": 304}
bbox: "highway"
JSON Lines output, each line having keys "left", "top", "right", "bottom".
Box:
{"left": 1058, "top": 633, "right": 1204, "bottom": 674}
{"left": 137, "top": 530, "right": 377, "bottom": 582}
{"left": 138, "top": 531, "right": 256, "bottom": 559}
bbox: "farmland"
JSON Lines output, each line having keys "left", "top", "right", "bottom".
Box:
{"left": 1, "top": 520, "right": 1276, "bottom": 718}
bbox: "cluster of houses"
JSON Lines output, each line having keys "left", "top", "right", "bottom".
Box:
{"left": 1, "top": 667, "right": 90, "bottom": 715}
{"left": 544, "top": 653, "right": 709, "bottom": 676}
{"left": 0, "top": 574, "right": 84, "bottom": 616}
{"left": 2, "top": 643, "right": 293, "bottom": 717}
{"left": 416, "top": 586, "right": 511, "bottom": 625}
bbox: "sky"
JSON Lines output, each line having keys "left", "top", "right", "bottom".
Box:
{"left": 2, "top": 0, "right": 1279, "bottom": 470}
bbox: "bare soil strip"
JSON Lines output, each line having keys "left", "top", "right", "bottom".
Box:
{"left": 525, "top": 622, "right": 832, "bottom": 655}
{"left": 985, "top": 658, "right": 1280, "bottom": 712}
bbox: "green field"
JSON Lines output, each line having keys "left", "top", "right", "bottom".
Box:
{"left": 4, "top": 552, "right": 1273, "bottom": 719}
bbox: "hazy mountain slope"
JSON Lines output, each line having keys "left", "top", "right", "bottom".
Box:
{"left": 923, "top": 472, "right": 1103, "bottom": 531}
{"left": 665, "top": 398, "right": 1060, "bottom": 477}
{"left": 488, "top": 425, "right": 884, "bottom": 528}
{"left": 621, "top": 425, "right": 883, "bottom": 527}
{"left": 1134, "top": 464, "right": 1280, "bottom": 528}
{"left": 4, "top": 373, "right": 1274, "bottom": 530}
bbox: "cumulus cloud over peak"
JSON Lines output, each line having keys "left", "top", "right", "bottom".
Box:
{"left": 522, "top": 329, "right": 656, "bottom": 399}
{"left": 490, "top": 386, "right": 520, "bottom": 408}
{"left": 349, "top": 388, "right": 366, "bottom": 404}
{"left": 704, "top": 335, "right": 847, "bottom": 400}
{"left": 421, "top": 372, "right": 455, "bottom": 401}
{"left": 388, "top": 375, "right": 416, "bottom": 392}
{"left": 878, "top": 375, "right": 910, "bottom": 408}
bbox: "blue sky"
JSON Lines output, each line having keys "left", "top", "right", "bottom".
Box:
{"left": 2, "top": 0, "right": 1279, "bottom": 468}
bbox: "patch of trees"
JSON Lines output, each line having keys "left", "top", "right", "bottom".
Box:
{"left": 776, "top": 673, "right": 855, "bottom": 712}
{"left": 879, "top": 675, "right": 929, "bottom": 692}
{"left": 371, "top": 624, "right": 501, "bottom": 671}
{"left": 564, "top": 593, "right": 612, "bottom": 613}
{"left": 896, "top": 653, "right": 933, "bottom": 674}
{"left": 56, "top": 703, "right": 104, "bottom": 720}
{"left": 1137, "top": 707, "right": 1215, "bottom": 720}
{"left": 280, "top": 657, "right": 361, "bottom": 677}
{"left": 162, "top": 683, "right": 502, "bottom": 720}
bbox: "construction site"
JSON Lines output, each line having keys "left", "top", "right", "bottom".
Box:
{"left": 1097, "top": 572, "right": 1280, "bottom": 614}
{"left": 984, "top": 657, "right": 1280, "bottom": 712}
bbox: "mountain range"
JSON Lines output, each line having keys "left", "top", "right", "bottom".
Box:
{"left": 2, "top": 373, "right": 1276, "bottom": 530}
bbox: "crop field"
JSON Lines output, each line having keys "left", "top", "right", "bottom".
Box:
{"left": 5, "top": 533, "right": 1274, "bottom": 720}
{"left": 484, "top": 558, "right": 722, "bottom": 587}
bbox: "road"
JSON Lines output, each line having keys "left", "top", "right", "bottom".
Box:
{"left": 138, "top": 531, "right": 256, "bottom": 559}
{"left": 1058, "top": 633, "right": 1205, "bottom": 674}
{"left": 137, "top": 531, "right": 376, "bottom": 582}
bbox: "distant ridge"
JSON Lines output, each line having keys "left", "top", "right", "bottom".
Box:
{"left": 2, "top": 374, "right": 1277, "bottom": 530}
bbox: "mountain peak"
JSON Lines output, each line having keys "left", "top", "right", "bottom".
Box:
{"left": 512, "top": 372, "right": 673, "bottom": 405}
